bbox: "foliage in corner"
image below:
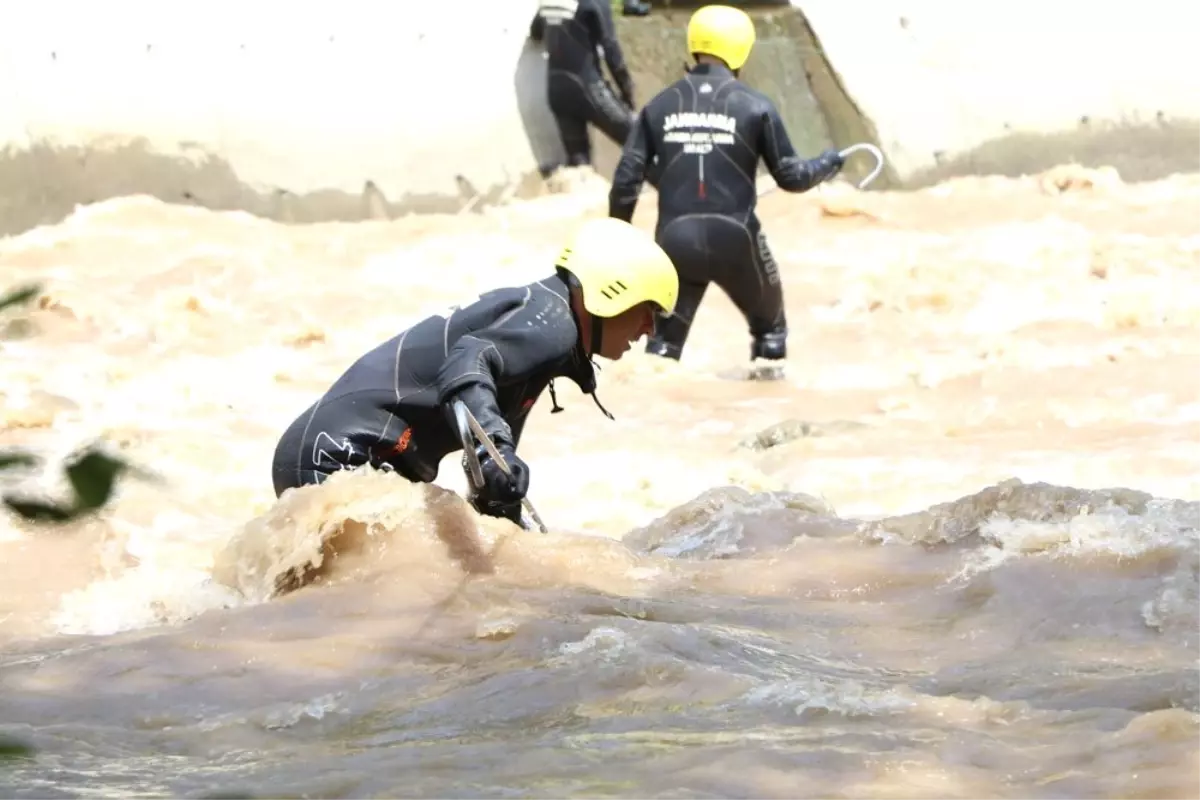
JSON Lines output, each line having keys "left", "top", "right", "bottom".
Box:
{"left": 1, "top": 282, "right": 141, "bottom": 524}
{"left": 0, "top": 282, "right": 154, "bottom": 766}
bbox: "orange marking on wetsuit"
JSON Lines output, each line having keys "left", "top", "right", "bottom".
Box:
{"left": 389, "top": 428, "right": 412, "bottom": 455}
{"left": 522, "top": 398, "right": 535, "bottom": 410}
{"left": 698, "top": 180, "right": 707, "bottom": 199}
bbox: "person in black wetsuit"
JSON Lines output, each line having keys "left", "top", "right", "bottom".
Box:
{"left": 270, "top": 217, "right": 679, "bottom": 525}
{"left": 607, "top": 4, "right": 847, "bottom": 366}
{"left": 529, "top": 0, "right": 646, "bottom": 173}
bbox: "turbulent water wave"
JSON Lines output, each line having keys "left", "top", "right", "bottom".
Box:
{"left": 0, "top": 473, "right": 1196, "bottom": 798}
{"left": 2, "top": 168, "right": 1199, "bottom": 797}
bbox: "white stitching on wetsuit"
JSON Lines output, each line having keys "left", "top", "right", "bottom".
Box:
{"left": 379, "top": 287, "right": 535, "bottom": 450}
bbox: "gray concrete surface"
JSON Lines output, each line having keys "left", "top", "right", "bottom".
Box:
{"left": 796, "top": 0, "right": 1200, "bottom": 184}
{"left": 0, "top": 0, "right": 1195, "bottom": 237}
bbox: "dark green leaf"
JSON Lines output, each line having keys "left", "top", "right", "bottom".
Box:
{"left": 64, "top": 449, "right": 130, "bottom": 510}
{"left": 0, "top": 735, "right": 35, "bottom": 760}
{"left": 2, "top": 497, "right": 76, "bottom": 523}
{"left": 0, "top": 451, "right": 38, "bottom": 471}
{"left": 0, "top": 284, "right": 41, "bottom": 314}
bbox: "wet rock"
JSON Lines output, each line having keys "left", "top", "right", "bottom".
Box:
{"left": 863, "top": 478, "right": 1155, "bottom": 546}
{"left": 623, "top": 486, "right": 847, "bottom": 560}
{"left": 738, "top": 418, "right": 870, "bottom": 451}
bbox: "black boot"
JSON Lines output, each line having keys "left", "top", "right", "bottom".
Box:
{"left": 751, "top": 331, "right": 787, "bottom": 361}
{"left": 749, "top": 331, "right": 787, "bottom": 381}
{"left": 645, "top": 337, "right": 682, "bottom": 360}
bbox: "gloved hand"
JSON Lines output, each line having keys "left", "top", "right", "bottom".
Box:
{"left": 529, "top": 12, "right": 546, "bottom": 43}
{"left": 617, "top": 75, "right": 636, "bottom": 111}
{"left": 471, "top": 443, "right": 530, "bottom": 522}
{"left": 809, "top": 149, "right": 845, "bottom": 185}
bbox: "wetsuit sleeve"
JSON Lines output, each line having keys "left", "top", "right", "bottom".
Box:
{"left": 758, "top": 99, "right": 834, "bottom": 193}
{"left": 591, "top": 0, "right": 633, "bottom": 92}
{"left": 608, "top": 108, "right": 654, "bottom": 222}
{"left": 506, "top": 411, "right": 531, "bottom": 449}
{"left": 435, "top": 289, "right": 576, "bottom": 448}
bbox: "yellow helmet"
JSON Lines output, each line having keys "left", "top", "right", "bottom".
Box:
{"left": 555, "top": 217, "right": 679, "bottom": 318}
{"left": 687, "top": 5, "right": 757, "bottom": 71}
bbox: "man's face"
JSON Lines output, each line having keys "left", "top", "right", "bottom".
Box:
{"left": 597, "top": 302, "right": 657, "bottom": 360}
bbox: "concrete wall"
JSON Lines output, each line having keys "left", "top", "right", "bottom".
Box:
{"left": 0, "top": 0, "right": 1196, "bottom": 237}
{"left": 796, "top": 0, "right": 1200, "bottom": 186}
{"left": 594, "top": 7, "right": 847, "bottom": 186}
{"left": 0, "top": 0, "right": 551, "bottom": 235}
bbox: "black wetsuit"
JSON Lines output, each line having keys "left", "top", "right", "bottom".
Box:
{"left": 608, "top": 63, "right": 844, "bottom": 361}
{"left": 530, "top": 0, "right": 636, "bottom": 168}
{"left": 271, "top": 273, "right": 600, "bottom": 498}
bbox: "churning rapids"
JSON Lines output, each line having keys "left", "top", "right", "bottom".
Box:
{"left": 1, "top": 166, "right": 1198, "bottom": 798}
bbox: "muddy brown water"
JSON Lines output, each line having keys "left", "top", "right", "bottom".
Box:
{"left": 1, "top": 167, "right": 1198, "bottom": 798}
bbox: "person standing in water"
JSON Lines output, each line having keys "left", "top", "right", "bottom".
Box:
{"left": 529, "top": 0, "right": 645, "bottom": 174}
{"left": 607, "top": 4, "right": 846, "bottom": 370}
{"left": 270, "top": 217, "right": 678, "bottom": 526}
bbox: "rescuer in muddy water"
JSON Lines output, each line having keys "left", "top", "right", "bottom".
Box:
{"left": 608, "top": 4, "right": 846, "bottom": 369}
{"left": 529, "top": 0, "right": 647, "bottom": 175}
{"left": 270, "top": 218, "right": 678, "bottom": 524}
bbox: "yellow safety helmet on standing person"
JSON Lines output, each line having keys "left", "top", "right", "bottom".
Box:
{"left": 687, "top": 5, "right": 757, "bottom": 71}
{"left": 555, "top": 217, "right": 679, "bottom": 318}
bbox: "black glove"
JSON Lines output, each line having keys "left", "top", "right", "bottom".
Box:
{"left": 616, "top": 75, "right": 636, "bottom": 111}
{"left": 471, "top": 443, "right": 530, "bottom": 523}
{"left": 808, "top": 149, "right": 845, "bottom": 185}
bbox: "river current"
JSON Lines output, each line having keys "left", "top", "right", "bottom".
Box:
{"left": 1, "top": 166, "right": 1197, "bottom": 798}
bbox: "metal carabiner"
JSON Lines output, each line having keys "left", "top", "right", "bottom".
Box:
{"left": 453, "top": 400, "right": 549, "bottom": 534}
{"left": 838, "top": 142, "right": 886, "bottom": 190}
{"left": 756, "top": 140, "right": 887, "bottom": 197}
{"left": 455, "top": 401, "right": 486, "bottom": 493}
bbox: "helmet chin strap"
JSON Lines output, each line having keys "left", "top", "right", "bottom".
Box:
{"left": 586, "top": 312, "right": 615, "bottom": 420}
{"left": 550, "top": 280, "right": 617, "bottom": 422}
